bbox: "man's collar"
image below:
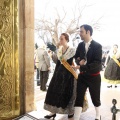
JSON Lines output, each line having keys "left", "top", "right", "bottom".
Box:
{"left": 84, "top": 39, "right": 92, "bottom": 45}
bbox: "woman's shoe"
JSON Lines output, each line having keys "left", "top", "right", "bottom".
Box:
{"left": 107, "top": 85, "right": 112, "bottom": 88}
{"left": 115, "top": 85, "right": 117, "bottom": 88}
{"left": 44, "top": 114, "right": 56, "bottom": 120}
{"left": 68, "top": 114, "right": 74, "bottom": 118}
{"left": 95, "top": 115, "right": 101, "bottom": 120}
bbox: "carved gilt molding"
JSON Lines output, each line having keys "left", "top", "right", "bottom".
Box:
{"left": 0, "top": 0, "right": 20, "bottom": 119}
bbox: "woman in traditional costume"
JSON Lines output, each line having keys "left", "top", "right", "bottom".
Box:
{"left": 44, "top": 33, "right": 88, "bottom": 120}
{"left": 104, "top": 44, "right": 120, "bottom": 88}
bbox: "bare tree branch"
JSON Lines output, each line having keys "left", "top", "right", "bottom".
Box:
{"left": 35, "top": 0, "right": 103, "bottom": 46}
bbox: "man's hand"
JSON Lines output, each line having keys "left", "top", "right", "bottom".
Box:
{"left": 71, "top": 65, "right": 80, "bottom": 70}
{"left": 79, "top": 59, "right": 86, "bottom": 66}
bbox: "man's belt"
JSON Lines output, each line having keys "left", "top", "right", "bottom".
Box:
{"left": 80, "top": 71, "right": 100, "bottom": 76}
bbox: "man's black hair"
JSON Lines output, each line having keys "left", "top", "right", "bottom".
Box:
{"left": 80, "top": 24, "right": 93, "bottom": 36}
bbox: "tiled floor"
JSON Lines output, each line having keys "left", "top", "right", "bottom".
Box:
{"left": 31, "top": 79, "right": 120, "bottom": 120}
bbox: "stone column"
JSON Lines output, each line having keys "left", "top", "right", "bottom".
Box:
{"left": 19, "top": 0, "right": 35, "bottom": 114}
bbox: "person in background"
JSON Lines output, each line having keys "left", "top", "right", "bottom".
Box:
{"left": 101, "top": 52, "right": 107, "bottom": 70}
{"left": 36, "top": 44, "right": 50, "bottom": 91}
{"left": 48, "top": 50, "right": 56, "bottom": 71}
{"left": 46, "top": 50, "right": 56, "bottom": 88}
{"left": 104, "top": 44, "right": 120, "bottom": 88}
{"left": 51, "top": 51, "right": 58, "bottom": 64}
{"left": 34, "top": 44, "right": 40, "bottom": 86}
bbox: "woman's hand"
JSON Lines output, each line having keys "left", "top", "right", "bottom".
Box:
{"left": 56, "top": 42, "right": 61, "bottom": 48}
